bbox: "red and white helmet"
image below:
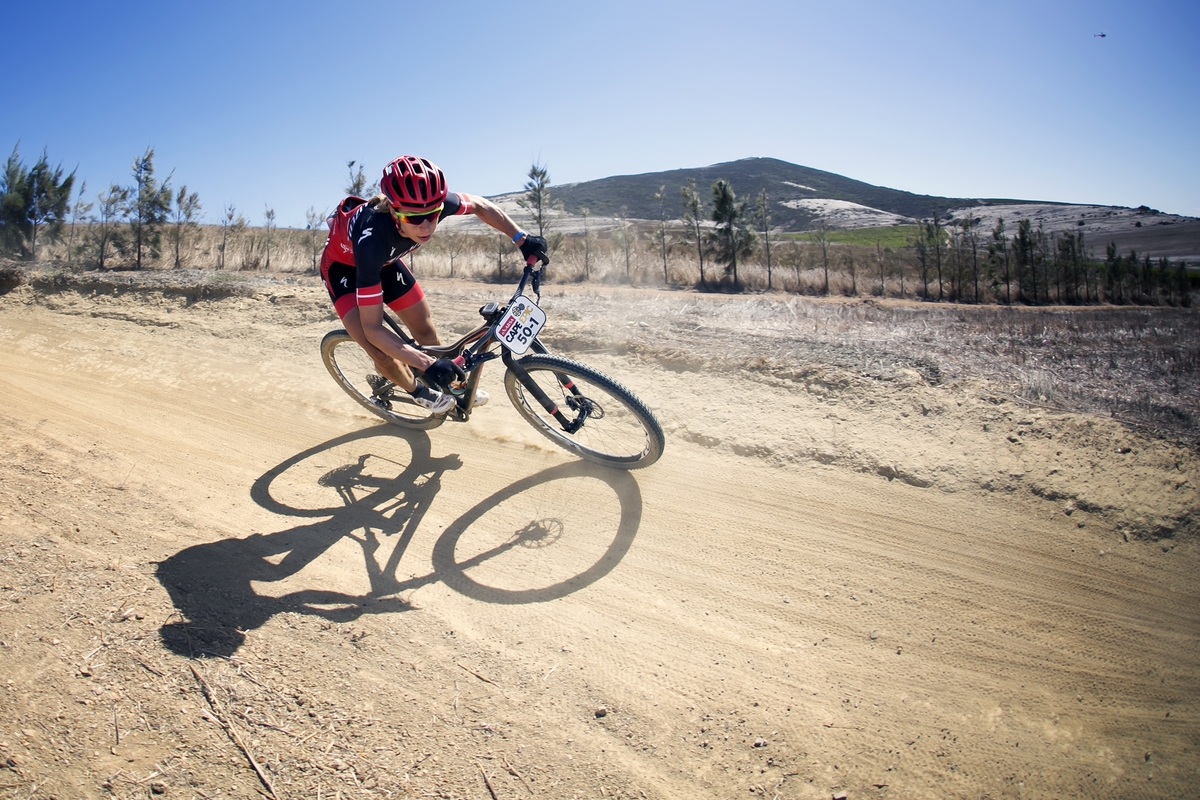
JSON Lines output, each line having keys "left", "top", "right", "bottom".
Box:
{"left": 381, "top": 155, "right": 447, "bottom": 213}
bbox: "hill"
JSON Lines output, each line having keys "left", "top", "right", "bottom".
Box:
{"left": 480, "top": 157, "right": 1200, "bottom": 261}
{"left": 520, "top": 157, "right": 1031, "bottom": 230}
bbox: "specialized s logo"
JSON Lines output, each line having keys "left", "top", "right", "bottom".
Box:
{"left": 340, "top": 277, "right": 348, "bottom": 288}
{"left": 357, "top": 227, "right": 373, "bottom": 244}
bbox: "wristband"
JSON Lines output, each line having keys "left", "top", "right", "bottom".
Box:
{"left": 512, "top": 231, "right": 526, "bottom": 243}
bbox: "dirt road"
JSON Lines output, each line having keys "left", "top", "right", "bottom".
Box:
{"left": 1, "top": 273, "right": 1197, "bottom": 799}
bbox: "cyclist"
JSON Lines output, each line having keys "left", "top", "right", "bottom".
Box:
{"left": 320, "top": 155, "right": 549, "bottom": 413}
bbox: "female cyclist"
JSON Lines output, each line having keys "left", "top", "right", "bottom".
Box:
{"left": 320, "top": 155, "right": 548, "bottom": 413}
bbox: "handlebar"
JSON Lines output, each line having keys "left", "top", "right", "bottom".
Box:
{"left": 513, "top": 260, "right": 544, "bottom": 303}
{"left": 454, "top": 261, "right": 545, "bottom": 371}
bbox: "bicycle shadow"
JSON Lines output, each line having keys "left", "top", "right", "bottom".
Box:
{"left": 156, "top": 426, "right": 643, "bottom": 658}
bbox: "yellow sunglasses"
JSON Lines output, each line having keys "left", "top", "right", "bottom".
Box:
{"left": 392, "top": 205, "right": 443, "bottom": 226}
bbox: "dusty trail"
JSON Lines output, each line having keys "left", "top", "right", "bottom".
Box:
{"left": 0, "top": 277, "right": 1197, "bottom": 799}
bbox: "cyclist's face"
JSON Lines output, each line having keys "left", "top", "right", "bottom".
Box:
{"left": 396, "top": 213, "right": 439, "bottom": 243}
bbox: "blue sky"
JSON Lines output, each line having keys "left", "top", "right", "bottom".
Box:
{"left": 4, "top": 0, "right": 1198, "bottom": 227}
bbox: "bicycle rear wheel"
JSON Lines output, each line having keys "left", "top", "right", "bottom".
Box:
{"left": 504, "top": 354, "right": 664, "bottom": 469}
{"left": 320, "top": 330, "right": 445, "bottom": 430}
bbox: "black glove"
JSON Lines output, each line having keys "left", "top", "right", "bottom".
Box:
{"left": 422, "top": 358, "right": 466, "bottom": 391}
{"left": 519, "top": 234, "right": 549, "bottom": 266}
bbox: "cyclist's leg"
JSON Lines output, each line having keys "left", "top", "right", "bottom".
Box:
{"left": 395, "top": 297, "right": 439, "bottom": 346}
{"left": 384, "top": 260, "right": 440, "bottom": 346}
{"left": 326, "top": 263, "right": 416, "bottom": 393}
{"left": 341, "top": 307, "right": 417, "bottom": 393}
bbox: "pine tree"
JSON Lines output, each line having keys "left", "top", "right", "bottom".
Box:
{"left": 127, "top": 148, "right": 172, "bottom": 269}
{"left": 0, "top": 144, "right": 75, "bottom": 260}
{"left": 169, "top": 186, "right": 202, "bottom": 269}
{"left": 518, "top": 161, "right": 552, "bottom": 237}
{"left": 708, "top": 180, "right": 755, "bottom": 291}
{"left": 755, "top": 188, "right": 774, "bottom": 291}
{"left": 680, "top": 179, "right": 707, "bottom": 286}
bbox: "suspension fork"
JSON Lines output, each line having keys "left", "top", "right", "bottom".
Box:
{"left": 529, "top": 338, "right": 583, "bottom": 397}
{"left": 503, "top": 346, "right": 585, "bottom": 433}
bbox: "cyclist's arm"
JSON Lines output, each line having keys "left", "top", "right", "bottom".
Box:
{"left": 458, "top": 193, "right": 528, "bottom": 244}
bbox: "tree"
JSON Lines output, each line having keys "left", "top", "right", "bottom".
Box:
{"left": 127, "top": 147, "right": 172, "bottom": 269}
{"left": 1054, "top": 230, "right": 1083, "bottom": 304}
{"left": 911, "top": 224, "right": 931, "bottom": 299}
{"left": 987, "top": 218, "right": 1011, "bottom": 304}
{"left": 875, "top": 240, "right": 887, "bottom": 296}
{"left": 441, "top": 229, "right": 469, "bottom": 278}
{"left": 1075, "top": 235, "right": 1094, "bottom": 307}
{"left": 754, "top": 188, "right": 774, "bottom": 291}
{"left": 263, "top": 206, "right": 276, "bottom": 270}
{"left": 1173, "top": 259, "right": 1191, "bottom": 308}
{"left": 67, "top": 181, "right": 92, "bottom": 268}
{"left": 0, "top": 148, "right": 24, "bottom": 255}
{"left": 928, "top": 212, "right": 945, "bottom": 301}
{"left": 219, "top": 204, "right": 245, "bottom": 270}
{"left": 345, "top": 160, "right": 368, "bottom": 197}
{"left": 516, "top": 160, "right": 563, "bottom": 274}
{"left": 812, "top": 221, "right": 832, "bottom": 295}
{"left": 26, "top": 150, "right": 76, "bottom": 261}
{"left": 94, "top": 184, "right": 129, "bottom": 270}
{"left": 1013, "top": 218, "right": 1035, "bottom": 303}
{"left": 961, "top": 216, "right": 981, "bottom": 303}
{"left": 305, "top": 206, "right": 327, "bottom": 274}
{"left": 708, "top": 180, "right": 755, "bottom": 291}
{"left": 1033, "top": 222, "right": 1050, "bottom": 304}
{"left": 789, "top": 239, "right": 808, "bottom": 293}
{"left": 169, "top": 186, "right": 202, "bottom": 269}
{"left": 518, "top": 160, "right": 553, "bottom": 237}
{"left": 652, "top": 185, "right": 672, "bottom": 285}
{"left": 0, "top": 144, "right": 75, "bottom": 260}
{"left": 680, "top": 178, "right": 707, "bottom": 286}
{"left": 841, "top": 248, "right": 858, "bottom": 296}
{"left": 1104, "top": 241, "right": 1121, "bottom": 303}
{"left": 579, "top": 206, "right": 595, "bottom": 280}
{"left": 1140, "top": 252, "right": 1156, "bottom": 304}
{"left": 613, "top": 206, "right": 636, "bottom": 282}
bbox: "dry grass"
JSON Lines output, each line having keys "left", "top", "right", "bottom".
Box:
{"left": 531, "top": 289, "right": 1200, "bottom": 444}
{"left": 19, "top": 224, "right": 1200, "bottom": 443}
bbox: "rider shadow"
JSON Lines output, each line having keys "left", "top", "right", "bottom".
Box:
{"left": 156, "top": 426, "right": 643, "bottom": 658}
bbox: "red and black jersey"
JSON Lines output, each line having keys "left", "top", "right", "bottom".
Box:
{"left": 319, "top": 191, "right": 473, "bottom": 289}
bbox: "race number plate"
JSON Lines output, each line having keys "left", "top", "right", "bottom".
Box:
{"left": 495, "top": 297, "right": 546, "bottom": 355}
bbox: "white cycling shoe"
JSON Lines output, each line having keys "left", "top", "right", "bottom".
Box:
{"left": 410, "top": 385, "right": 488, "bottom": 414}
{"left": 411, "top": 384, "right": 455, "bottom": 414}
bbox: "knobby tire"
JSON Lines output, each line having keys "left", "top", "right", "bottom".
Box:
{"left": 320, "top": 329, "right": 445, "bottom": 431}
{"left": 504, "top": 354, "right": 665, "bottom": 469}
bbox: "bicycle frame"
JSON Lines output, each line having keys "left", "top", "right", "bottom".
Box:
{"left": 385, "top": 263, "right": 588, "bottom": 431}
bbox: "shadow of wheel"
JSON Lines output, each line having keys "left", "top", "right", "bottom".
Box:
{"left": 431, "top": 462, "right": 643, "bottom": 604}
{"left": 249, "top": 427, "right": 431, "bottom": 517}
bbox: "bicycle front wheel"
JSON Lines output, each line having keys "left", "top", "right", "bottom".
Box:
{"left": 320, "top": 329, "right": 444, "bottom": 430}
{"left": 504, "top": 354, "right": 664, "bottom": 469}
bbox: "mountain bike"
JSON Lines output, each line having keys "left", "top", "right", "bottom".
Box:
{"left": 320, "top": 262, "right": 665, "bottom": 470}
